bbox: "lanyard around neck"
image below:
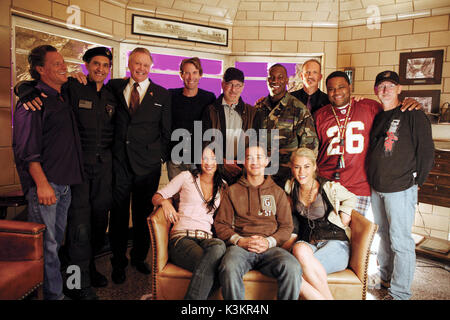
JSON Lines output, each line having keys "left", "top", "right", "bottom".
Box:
{"left": 330, "top": 103, "right": 352, "bottom": 150}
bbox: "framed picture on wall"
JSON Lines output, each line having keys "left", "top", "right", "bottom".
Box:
{"left": 399, "top": 50, "right": 444, "bottom": 85}
{"left": 399, "top": 90, "right": 441, "bottom": 123}
{"left": 344, "top": 67, "right": 355, "bottom": 92}
{"left": 131, "top": 14, "right": 228, "bottom": 47}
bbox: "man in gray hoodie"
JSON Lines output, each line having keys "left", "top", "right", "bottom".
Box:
{"left": 214, "top": 144, "right": 301, "bottom": 300}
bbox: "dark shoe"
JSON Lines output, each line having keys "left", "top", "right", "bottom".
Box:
{"left": 111, "top": 267, "right": 126, "bottom": 284}
{"left": 91, "top": 269, "right": 108, "bottom": 288}
{"left": 90, "top": 260, "right": 108, "bottom": 288}
{"left": 382, "top": 294, "right": 395, "bottom": 300}
{"left": 130, "top": 260, "right": 151, "bottom": 275}
{"left": 64, "top": 287, "right": 98, "bottom": 300}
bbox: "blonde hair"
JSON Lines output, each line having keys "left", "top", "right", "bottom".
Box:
{"left": 290, "top": 147, "right": 318, "bottom": 179}
{"left": 290, "top": 147, "right": 317, "bottom": 165}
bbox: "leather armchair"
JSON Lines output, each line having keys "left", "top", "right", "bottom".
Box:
{"left": 0, "top": 220, "right": 46, "bottom": 300}
{"left": 148, "top": 208, "right": 377, "bottom": 300}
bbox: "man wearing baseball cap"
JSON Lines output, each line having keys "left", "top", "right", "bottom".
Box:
{"left": 14, "top": 46, "right": 117, "bottom": 299}
{"left": 368, "top": 70, "right": 434, "bottom": 300}
{"left": 202, "top": 67, "right": 261, "bottom": 184}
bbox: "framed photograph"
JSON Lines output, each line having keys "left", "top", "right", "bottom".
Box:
{"left": 399, "top": 50, "right": 444, "bottom": 85}
{"left": 344, "top": 67, "right": 355, "bottom": 92}
{"left": 399, "top": 90, "right": 441, "bottom": 123}
{"left": 131, "top": 14, "right": 228, "bottom": 47}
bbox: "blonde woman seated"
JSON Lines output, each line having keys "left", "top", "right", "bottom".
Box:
{"left": 285, "top": 148, "right": 356, "bottom": 300}
{"left": 152, "top": 147, "right": 226, "bottom": 300}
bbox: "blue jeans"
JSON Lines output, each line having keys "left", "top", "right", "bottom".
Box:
{"left": 219, "top": 246, "right": 302, "bottom": 300}
{"left": 169, "top": 236, "right": 226, "bottom": 300}
{"left": 371, "top": 185, "right": 417, "bottom": 300}
{"left": 296, "top": 240, "right": 350, "bottom": 274}
{"left": 27, "top": 183, "right": 71, "bottom": 300}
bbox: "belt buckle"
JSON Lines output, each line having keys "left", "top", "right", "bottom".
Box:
{"left": 195, "top": 230, "right": 202, "bottom": 239}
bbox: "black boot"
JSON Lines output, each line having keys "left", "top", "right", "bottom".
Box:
{"left": 90, "top": 260, "right": 108, "bottom": 288}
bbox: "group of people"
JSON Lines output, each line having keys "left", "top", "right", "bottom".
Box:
{"left": 12, "top": 43, "right": 434, "bottom": 301}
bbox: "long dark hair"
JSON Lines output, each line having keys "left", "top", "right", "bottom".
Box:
{"left": 190, "top": 146, "right": 225, "bottom": 213}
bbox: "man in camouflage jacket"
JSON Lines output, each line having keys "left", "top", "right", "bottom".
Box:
{"left": 255, "top": 63, "right": 319, "bottom": 188}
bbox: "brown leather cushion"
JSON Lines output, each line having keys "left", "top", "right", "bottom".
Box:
{"left": 327, "top": 269, "right": 361, "bottom": 284}
{"left": 0, "top": 260, "right": 43, "bottom": 299}
{"left": 160, "top": 263, "right": 191, "bottom": 278}
{"left": 0, "top": 220, "right": 45, "bottom": 235}
{"left": 161, "top": 262, "right": 360, "bottom": 284}
{"left": 0, "top": 220, "right": 45, "bottom": 261}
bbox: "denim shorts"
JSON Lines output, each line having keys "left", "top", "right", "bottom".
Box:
{"left": 294, "top": 239, "right": 350, "bottom": 275}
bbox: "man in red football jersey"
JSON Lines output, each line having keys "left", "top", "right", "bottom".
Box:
{"left": 314, "top": 71, "right": 419, "bottom": 216}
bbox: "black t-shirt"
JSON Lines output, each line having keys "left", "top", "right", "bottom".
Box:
{"left": 368, "top": 105, "right": 434, "bottom": 193}
{"left": 169, "top": 88, "right": 216, "bottom": 160}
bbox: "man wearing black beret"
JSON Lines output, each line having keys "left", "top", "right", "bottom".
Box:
{"left": 14, "top": 46, "right": 117, "bottom": 300}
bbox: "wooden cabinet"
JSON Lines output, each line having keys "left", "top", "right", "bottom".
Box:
{"left": 419, "top": 149, "right": 450, "bottom": 208}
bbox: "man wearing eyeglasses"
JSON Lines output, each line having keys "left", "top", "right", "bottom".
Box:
{"left": 202, "top": 67, "right": 260, "bottom": 185}
{"left": 367, "top": 71, "right": 434, "bottom": 300}
{"left": 255, "top": 64, "right": 319, "bottom": 188}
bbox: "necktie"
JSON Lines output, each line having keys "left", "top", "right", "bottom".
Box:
{"left": 130, "top": 82, "right": 140, "bottom": 114}
{"left": 306, "top": 95, "right": 312, "bottom": 112}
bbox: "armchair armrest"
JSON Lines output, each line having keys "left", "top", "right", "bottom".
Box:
{"left": 281, "top": 234, "right": 298, "bottom": 251}
{"left": 148, "top": 206, "right": 171, "bottom": 274}
{"left": 349, "top": 210, "right": 378, "bottom": 297}
{"left": 0, "top": 220, "right": 45, "bottom": 261}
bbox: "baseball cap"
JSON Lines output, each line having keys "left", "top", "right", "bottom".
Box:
{"left": 375, "top": 70, "right": 400, "bottom": 87}
{"left": 223, "top": 67, "right": 244, "bottom": 83}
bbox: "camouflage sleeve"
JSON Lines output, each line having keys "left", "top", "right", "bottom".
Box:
{"left": 296, "top": 112, "right": 319, "bottom": 156}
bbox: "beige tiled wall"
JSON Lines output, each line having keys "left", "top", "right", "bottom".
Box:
{"left": 233, "top": 0, "right": 338, "bottom": 80}
{"left": 337, "top": 14, "right": 450, "bottom": 104}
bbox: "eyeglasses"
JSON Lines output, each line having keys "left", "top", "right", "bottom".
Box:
{"left": 225, "top": 82, "right": 243, "bottom": 89}
{"left": 376, "top": 83, "right": 397, "bottom": 91}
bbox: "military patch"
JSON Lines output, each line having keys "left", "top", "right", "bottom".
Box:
{"left": 258, "top": 195, "right": 276, "bottom": 217}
